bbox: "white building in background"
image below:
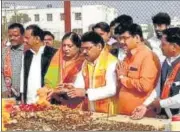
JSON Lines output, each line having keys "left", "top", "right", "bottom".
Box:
{"left": 140, "top": 24, "right": 149, "bottom": 39}
{"left": 2, "top": 5, "right": 118, "bottom": 40}
{"left": 171, "top": 17, "right": 180, "bottom": 27}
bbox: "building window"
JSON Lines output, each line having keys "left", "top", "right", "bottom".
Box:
{"left": 34, "top": 14, "right": 39, "bottom": 22}
{"left": 47, "top": 14, "right": 53, "bottom": 21}
{"left": 2, "top": 16, "right": 6, "bottom": 22}
{"left": 60, "top": 13, "right": 64, "bottom": 21}
{"left": 72, "top": 28, "right": 83, "bottom": 35}
{"left": 75, "top": 13, "right": 82, "bottom": 20}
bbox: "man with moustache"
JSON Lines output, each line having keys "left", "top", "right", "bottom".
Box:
{"left": 21, "top": 25, "right": 57, "bottom": 104}
{"left": 115, "top": 23, "right": 161, "bottom": 116}
{"left": 148, "top": 12, "right": 171, "bottom": 64}
{"left": 132, "top": 28, "right": 180, "bottom": 119}
{"left": 43, "top": 31, "right": 55, "bottom": 47}
{"left": 131, "top": 13, "right": 171, "bottom": 119}
{"left": 2, "top": 23, "right": 25, "bottom": 100}
{"left": 61, "top": 31, "right": 118, "bottom": 113}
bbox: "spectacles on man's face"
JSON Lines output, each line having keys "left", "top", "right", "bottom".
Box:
{"left": 117, "top": 35, "right": 132, "bottom": 41}
{"left": 80, "top": 46, "right": 94, "bottom": 52}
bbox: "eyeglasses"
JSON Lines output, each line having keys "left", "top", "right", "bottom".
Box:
{"left": 117, "top": 36, "right": 132, "bottom": 41}
{"left": 80, "top": 46, "right": 93, "bottom": 52}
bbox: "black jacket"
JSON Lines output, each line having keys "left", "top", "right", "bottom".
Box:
{"left": 23, "top": 46, "right": 57, "bottom": 103}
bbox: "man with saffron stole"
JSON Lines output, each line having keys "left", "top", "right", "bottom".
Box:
{"left": 62, "top": 31, "right": 118, "bottom": 114}
{"left": 137, "top": 28, "right": 180, "bottom": 119}
{"left": 2, "top": 23, "right": 25, "bottom": 100}
{"left": 39, "top": 32, "right": 84, "bottom": 108}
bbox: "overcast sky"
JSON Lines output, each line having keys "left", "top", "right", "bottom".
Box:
{"left": 2, "top": 0, "right": 180, "bottom": 24}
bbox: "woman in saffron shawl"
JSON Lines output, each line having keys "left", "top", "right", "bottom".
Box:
{"left": 37, "top": 32, "right": 84, "bottom": 108}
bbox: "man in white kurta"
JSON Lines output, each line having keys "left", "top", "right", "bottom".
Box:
{"left": 59, "top": 31, "right": 118, "bottom": 113}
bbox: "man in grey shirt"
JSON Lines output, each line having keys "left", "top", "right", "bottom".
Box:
{"left": 2, "top": 23, "right": 24, "bottom": 101}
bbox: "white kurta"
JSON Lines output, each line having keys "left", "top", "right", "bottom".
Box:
{"left": 148, "top": 36, "right": 166, "bottom": 65}
{"left": 20, "top": 46, "right": 45, "bottom": 104}
{"left": 74, "top": 59, "right": 117, "bottom": 111}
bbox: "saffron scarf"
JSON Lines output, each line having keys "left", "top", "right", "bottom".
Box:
{"left": 3, "top": 47, "right": 13, "bottom": 96}
{"left": 82, "top": 48, "right": 118, "bottom": 114}
{"left": 161, "top": 62, "right": 180, "bottom": 99}
{"left": 44, "top": 47, "right": 84, "bottom": 89}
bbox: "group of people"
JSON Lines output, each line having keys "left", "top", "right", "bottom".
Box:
{"left": 2, "top": 12, "right": 180, "bottom": 119}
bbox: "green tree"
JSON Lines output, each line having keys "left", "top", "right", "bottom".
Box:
{"left": 2, "top": 13, "right": 31, "bottom": 40}
{"left": 9, "top": 13, "right": 31, "bottom": 25}
{"left": 2, "top": 16, "right": 8, "bottom": 39}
